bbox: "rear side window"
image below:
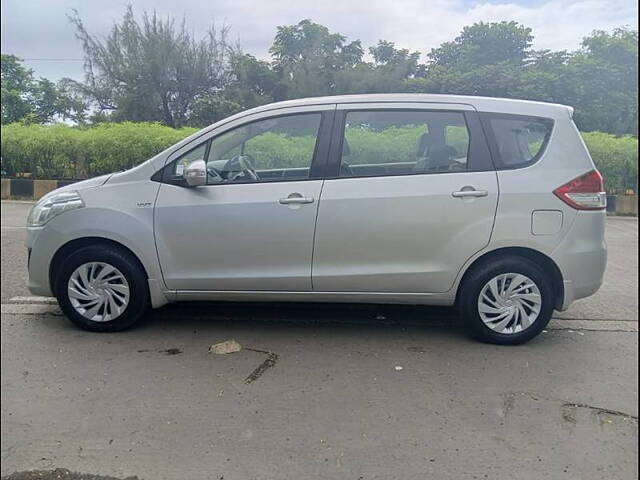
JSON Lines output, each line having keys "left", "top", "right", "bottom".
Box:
{"left": 338, "top": 110, "right": 471, "bottom": 177}
{"left": 481, "top": 113, "right": 554, "bottom": 169}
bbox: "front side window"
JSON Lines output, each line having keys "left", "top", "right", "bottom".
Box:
{"left": 338, "top": 110, "right": 470, "bottom": 177}
{"left": 169, "top": 113, "right": 322, "bottom": 185}
{"left": 212, "top": 113, "right": 322, "bottom": 184}
{"left": 483, "top": 113, "right": 554, "bottom": 169}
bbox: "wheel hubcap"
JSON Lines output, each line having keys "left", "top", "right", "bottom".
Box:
{"left": 477, "top": 273, "right": 542, "bottom": 334}
{"left": 67, "top": 262, "right": 130, "bottom": 322}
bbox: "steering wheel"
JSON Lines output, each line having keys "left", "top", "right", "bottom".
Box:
{"left": 224, "top": 154, "right": 260, "bottom": 182}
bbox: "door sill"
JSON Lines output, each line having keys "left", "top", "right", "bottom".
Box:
{"left": 173, "top": 289, "right": 454, "bottom": 306}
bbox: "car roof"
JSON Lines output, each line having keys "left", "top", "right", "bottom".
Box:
{"left": 240, "top": 93, "right": 573, "bottom": 118}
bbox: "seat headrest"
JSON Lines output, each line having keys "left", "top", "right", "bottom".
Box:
{"left": 417, "top": 133, "right": 432, "bottom": 157}
{"left": 342, "top": 138, "right": 351, "bottom": 156}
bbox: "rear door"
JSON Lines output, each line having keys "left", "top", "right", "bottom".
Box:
{"left": 312, "top": 102, "right": 498, "bottom": 293}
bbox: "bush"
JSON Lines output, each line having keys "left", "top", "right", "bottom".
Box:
{"left": 246, "top": 131, "right": 318, "bottom": 169}
{"left": 1, "top": 122, "right": 196, "bottom": 178}
{"left": 581, "top": 131, "right": 638, "bottom": 193}
{"left": 78, "top": 122, "right": 197, "bottom": 176}
{"left": 0, "top": 122, "right": 637, "bottom": 194}
{"left": 0, "top": 123, "right": 83, "bottom": 178}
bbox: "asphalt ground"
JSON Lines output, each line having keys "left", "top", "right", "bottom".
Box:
{"left": 1, "top": 201, "right": 637, "bottom": 480}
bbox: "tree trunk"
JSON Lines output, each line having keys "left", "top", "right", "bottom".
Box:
{"left": 161, "top": 94, "right": 175, "bottom": 127}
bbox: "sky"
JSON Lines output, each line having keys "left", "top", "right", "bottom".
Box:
{"left": 1, "top": 0, "right": 638, "bottom": 81}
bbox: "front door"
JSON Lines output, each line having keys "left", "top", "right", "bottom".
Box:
{"left": 154, "top": 108, "right": 332, "bottom": 291}
{"left": 312, "top": 104, "right": 499, "bottom": 293}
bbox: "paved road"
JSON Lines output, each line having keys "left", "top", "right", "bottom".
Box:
{"left": 1, "top": 201, "right": 638, "bottom": 480}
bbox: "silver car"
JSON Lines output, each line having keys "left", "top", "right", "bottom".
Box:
{"left": 25, "top": 94, "right": 607, "bottom": 344}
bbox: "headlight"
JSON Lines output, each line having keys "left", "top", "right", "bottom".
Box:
{"left": 27, "top": 191, "right": 85, "bottom": 227}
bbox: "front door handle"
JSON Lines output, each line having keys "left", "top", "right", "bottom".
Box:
{"left": 279, "top": 193, "right": 315, "bottom": 205}
{"left": 452, "top": 189, "right": 488, "bottom": 198}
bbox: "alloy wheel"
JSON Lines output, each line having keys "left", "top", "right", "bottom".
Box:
{"left": 477, "top": 273, "right": 542, "bottom": 334}
{"left": 67, "top": 261, "right": 130, "bottom": 322}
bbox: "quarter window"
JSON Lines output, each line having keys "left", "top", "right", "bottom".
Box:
{"left": 483, "top": 113, "right": 553, "bottom": 169}
{"left": 338, "top": 110, "right": 470, "bottom": 177}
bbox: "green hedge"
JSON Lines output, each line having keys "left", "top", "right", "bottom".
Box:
{"left": 581, "top": 131, "right": 638, "bottom": 193}
{"left": 245, "top": 132, "right": 319, "bottom": 169}
{"left": 0, "top": 122, "right": 197, "bottom": 178}
{"left": 0, "top": 122, "right": 637, "bottom": 193}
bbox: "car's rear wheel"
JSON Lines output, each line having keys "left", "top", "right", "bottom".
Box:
{"left": 458, "top": 256, "right": 554, "bottom": 344}
{"left": 54, "top": 244, "right": 148, "bottom": 332}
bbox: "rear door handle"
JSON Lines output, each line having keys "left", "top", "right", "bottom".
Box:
{"left": 452, "top": 189, "right": 488, "bottom": 198}
{"left": 279, "top": 194, "right": 315, "bottom": 205}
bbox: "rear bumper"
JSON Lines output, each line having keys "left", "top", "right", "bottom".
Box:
{"left": 553, "top": 211, "right": 607, "bottom": 310}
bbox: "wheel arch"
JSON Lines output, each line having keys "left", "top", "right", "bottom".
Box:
{"left": 49, "top": 237, "right": 149, "bottom": 295}
{"left": 455, "top": 247, "right": 564, "bottom": 310}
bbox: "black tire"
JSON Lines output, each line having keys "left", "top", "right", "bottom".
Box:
{"left": 54, "top": 244, "right": 149, "bottom": 332}
{"left": 458, "top": 256, "right": 554, "bottom": 345}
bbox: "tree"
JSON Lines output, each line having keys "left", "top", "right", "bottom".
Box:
{"left": 427, "top": 21, "right": 533, "bottom": 68}
{"left": 369, "top": 40, "right": 421, "bottom": 83}
{"left": 334, "top": 40, "right": 421, "bottom": 94}
{"left": 570, "top": 28, "right": 638, "bottom": 134}
{"left": 1, "top": 54, "right": 34, "bottom": 123}
{"left": 1, "top": 54, "right": 85, "bottom": 124}
{"left": 269, "top": 19, "right": 364, "bottom": 99}
{"left": 188, "top": 54, "right": 279, "bottom": 127}
{"left": 67, "top": 5, "right": 238, "bottom": 127}
{"left": 3, "top": 15, "right": 636, "bottom": 136}
{"left": 405, "top": 22, "right": 538, "bottom": 98}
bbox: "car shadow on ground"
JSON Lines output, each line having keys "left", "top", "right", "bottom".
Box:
{"left": 124, "top": 301, "right": 498, "bottom": 350}
{"left": 132, "top": 301, "right": 470, "bottom": 339}
{"left": 24, "top": 300, "right": 563, "bottom": 351}
{"left": 34, "top": 300, "right": 475, "bottom": 343}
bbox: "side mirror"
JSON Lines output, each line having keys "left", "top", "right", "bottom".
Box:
{"left": 184, "top": 160, "right": 206, "bottom": 187}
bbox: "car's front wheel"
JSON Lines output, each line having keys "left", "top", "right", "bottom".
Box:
{"left": 55, "top": 244, "right": 149, "bottom": 332}
{"left": 458, "top": 256, "right": 554, "bottom": 344}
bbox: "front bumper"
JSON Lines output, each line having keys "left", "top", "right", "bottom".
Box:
{"left": 25, "top": 225, "right": 59, "bottom": 297}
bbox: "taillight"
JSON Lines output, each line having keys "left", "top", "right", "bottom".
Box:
{"left": 553, "top": 170, "right": 606, "bottom": 210}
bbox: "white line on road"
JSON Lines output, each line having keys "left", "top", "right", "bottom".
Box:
{"left": 1, "top": 304, "right": 62, "bottom": 315}
{"left": 547, "top": 319, "right": 638, "bottom": 332}
{"left": 9, "top": 296, "right": 58, "bottom": 304}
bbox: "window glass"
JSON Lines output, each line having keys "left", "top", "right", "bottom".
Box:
{"left": 487, "top": 115, "right": 553, "bottom": 168}
{"left": 206, "top": 113, "right": 321, "bottom": 184}
{"left": 339, "top": 110, "right": 470, "bottom": 177}
{"left": 446, "top": 125, "right": 470, "bottom": 158}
